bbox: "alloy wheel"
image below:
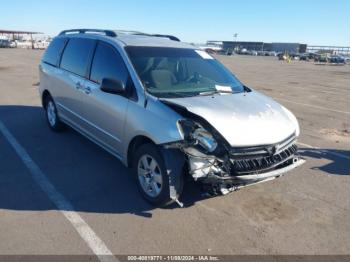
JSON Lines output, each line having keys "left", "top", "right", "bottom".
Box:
{"left": 137, "top": 154, "right": 163, "bottom": 198}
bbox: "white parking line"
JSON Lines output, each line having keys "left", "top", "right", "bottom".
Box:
{"left": 0, "top": 120, "right": 117, "bottom": 262}
{"left": 276, "top": 98, "right": 350, "bottom": 115}
{"left": 297, "top": 141, "right": 350, "bottom": 161}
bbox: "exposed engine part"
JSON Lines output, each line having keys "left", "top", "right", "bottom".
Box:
{"left": 187, "top": 156, "right": 216, "bottom": 180}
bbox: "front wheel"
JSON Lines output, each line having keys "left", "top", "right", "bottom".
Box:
{"left": 133, "top": 143, "right": 183, "bottom": 206}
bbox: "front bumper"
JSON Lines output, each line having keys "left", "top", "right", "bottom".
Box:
{"left": 168, "top": 130, "right": 304, "bottom": 196}
{"left": 233, "top": 157, "right": 305, "bottom": 181}
{"left": 197, "top": 156, "right": 305, "bottom": 195}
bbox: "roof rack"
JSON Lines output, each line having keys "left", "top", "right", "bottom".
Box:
{"left": 152, "top": 34, "right": 181, "bottom": 42}
{"left": 59, "top": 29, "right": 117, "bottom": 37}
{"left": 58, "top": 28, "right": 180, "bottom": 42}
{"left": 114, "top": 30, "right": 145, "bottom": 35}
{"left": 131, "top": 32, "right": 180, "bottom": 42}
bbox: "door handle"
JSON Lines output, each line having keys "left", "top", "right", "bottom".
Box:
{"left": 83, "top": 86, "right": 91, "bottom": 94}
{"left": 75, "top": 82, "right": 82, "bottom": 90}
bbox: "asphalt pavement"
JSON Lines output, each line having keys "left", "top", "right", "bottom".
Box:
{"left": 0, "top": 49, "right": 349, "bottom": 256}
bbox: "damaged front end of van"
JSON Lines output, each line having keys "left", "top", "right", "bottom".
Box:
{"left": 161, "top": 97, "right": 305, "bottom": 204}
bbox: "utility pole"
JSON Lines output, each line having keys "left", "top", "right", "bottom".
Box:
{"left": 233, "top": 33, "right": 238, "bottom": 52}
{"left": 30, "top": 34, "right": 34, "bottom": 49}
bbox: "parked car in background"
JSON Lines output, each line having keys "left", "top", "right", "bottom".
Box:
{"left": 257, "top": 51, "right": 267, "bottom": 56}
{"left": 225, "top": 48, "right": 234, "bottom": 56}
{"left": 289, "top": 53, "right": 301, "bottom": 60}
{"left": 300, "top": 53, "right": 310, "bottom": 61}
{"left": 329, "top": 55, "right": 346, "bottom": 64}
{"left": 0, "top": 39, "right": 17, "bottom": 48}
{"left": 277, "top": 52, "right": 286, "bottom": 60}
{"left": 278, "top": 52, "right": 299, "bottom": 61}
{"left": 344, "top": 56, "right": 350, "bottom": 64}
{"left": 307, "top": 52, "right": 318, "bottom": 60}
{"left": 0, "top": 39, "right": 10, "bottom": 48}
{"left": 239, "top": 48, "right": 250, "bottom": 55}
{"left": 34, "top": 40, "right": 51, "bottom": 50}
{"left": 9, "top": 41, "right": 16, "bottom": 48}
{"left": 15, "top": 40, "right": 33, "bottom": 49}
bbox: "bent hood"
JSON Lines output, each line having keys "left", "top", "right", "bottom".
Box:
{"left": 162, "top": 91, "right": 298, "bottom": 147}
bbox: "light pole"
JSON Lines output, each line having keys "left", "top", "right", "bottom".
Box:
{"left": 233, "top": 33, "right": 238, "bottom": 51}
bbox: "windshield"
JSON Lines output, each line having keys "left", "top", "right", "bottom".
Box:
{"left": 125, "top": 47, "right": 245, "bottom": 98}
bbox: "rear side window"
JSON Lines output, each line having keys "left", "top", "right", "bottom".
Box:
{"left": 90, "top": 42, "right": 129, "bottom": 86}
{"left": 60, "top": 38, "right": 96, "bottom": 77}
{"left": 42, "top": 38, "right": 66, "bottom": 66}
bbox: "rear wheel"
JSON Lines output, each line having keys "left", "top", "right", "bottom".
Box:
{"left": 133, "top": 143, "right": 183, "bottom": 206}
{"left": 44, "top": 96, "right": 65, "bottom": 132}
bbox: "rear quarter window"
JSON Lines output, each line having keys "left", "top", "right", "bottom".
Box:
{"left": 42, "top": 38, "right": 66, "bottom": 66}
{"left": 60, "top": 38, "right": 96, "bottom": 77}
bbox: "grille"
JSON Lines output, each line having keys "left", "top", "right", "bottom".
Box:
{"left": 230, "top": 133, "right": 296, "bottom": 159}
{"left": 231, "top": 144, "right": 298, "bottom": 175}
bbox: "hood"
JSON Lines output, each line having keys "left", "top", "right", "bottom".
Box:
{"left": 162, "top": 91, "right": 298, "bottom": 147}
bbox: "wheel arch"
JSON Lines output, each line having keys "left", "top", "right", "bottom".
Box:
{"left": 128, "top": 135, "right": 186, "bottom": 206}
{"left": 41, "top": 89, "right": 52, "bottom": 108}
{"left": 127, "top": 135, "right": 157, "bottom": 168}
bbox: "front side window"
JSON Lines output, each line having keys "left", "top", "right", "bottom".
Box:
{"left": 60, "top": 38, "right": 95, "bottom": 77}
{"left": 42, "top": 37, "right": 66, "bottom": 66}
{"left": 90, "top": 42, "right": 129, "bottom": 86}
{"left": 126, "top": 47, "right": 244, "bottom": 98}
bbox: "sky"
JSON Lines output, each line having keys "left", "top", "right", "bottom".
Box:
{"left": 1, "top": 0, "right": 350, "bottom": 45}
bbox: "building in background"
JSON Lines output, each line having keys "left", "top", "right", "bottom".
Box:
{"left": 307, "top": 45, "right": 350, "bottom": 55}
{"left": 270, "top": 43, "right": 307, "bottom": 53}
{"left": 210, "top": 40, "right": 307, "bottom": 53}
{"left": 0, "top": 29, "right": 43, "bottom": 49}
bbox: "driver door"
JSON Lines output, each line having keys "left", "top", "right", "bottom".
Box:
{"left": 79, "top": 41, "right": 131, "bottom": 157}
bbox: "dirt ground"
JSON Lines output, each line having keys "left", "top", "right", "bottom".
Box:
{"left": 0, "top": 49, "right": 349, "bottom": 256}
{"left": 218, "top": 55, "right": 350, "bottom": 150}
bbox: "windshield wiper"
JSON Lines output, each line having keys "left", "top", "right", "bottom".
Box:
{"left": 149, "top": 91, "right": 198, "bottom": 98}
{"left": 199, "top": 90, "right": 233, "bottom": 96}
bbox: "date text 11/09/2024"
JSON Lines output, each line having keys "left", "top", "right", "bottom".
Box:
{"left": 127, "top": 255, "right": 220, "bottom": 261}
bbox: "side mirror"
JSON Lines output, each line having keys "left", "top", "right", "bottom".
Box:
{"left": 100, "top": 78, "right": 125, "bottom": 95}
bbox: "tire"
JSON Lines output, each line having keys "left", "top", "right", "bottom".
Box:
{"left": 44, "top": 95, "right": 65, "bottom": 132}
{"left": 133, "top": 143, "right": 183, "bottom": 207}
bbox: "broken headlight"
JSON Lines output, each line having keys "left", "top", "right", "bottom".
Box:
{"left": 178, "top": 120, "right": 218, "bottom": 153}
{"left": 192, "top": 128, "right": 218, "bottom": 153}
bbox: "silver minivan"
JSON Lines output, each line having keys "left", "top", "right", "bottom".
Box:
{"left": 39, "top": 29, "right": 305, "bottom": 206}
